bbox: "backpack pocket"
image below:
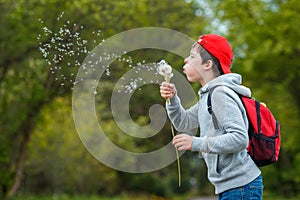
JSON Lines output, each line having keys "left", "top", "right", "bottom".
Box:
{"left": 248, "top": 132, "right": 277, "bottom": 167}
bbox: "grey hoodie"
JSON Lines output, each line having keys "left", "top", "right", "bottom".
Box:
{"left": 167, "top": 73, "right": 261, "bottom": 194}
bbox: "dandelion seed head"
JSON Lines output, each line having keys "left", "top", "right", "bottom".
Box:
{"left": 156, "top": 60, "right": 173, "bottom": 78}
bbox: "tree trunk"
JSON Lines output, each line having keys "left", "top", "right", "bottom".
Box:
{"left": 5, "top": 85, "right": 54, "bottom": 199}
{"left": 5, "top": 95, "right": 50, "bottom": 200}
{"left": 5, "top": 132, "right": 31, "bottom": 200}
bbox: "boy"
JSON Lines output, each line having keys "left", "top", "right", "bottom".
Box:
{"left": 160, "top": 34, "right": 263, "bottom": 199}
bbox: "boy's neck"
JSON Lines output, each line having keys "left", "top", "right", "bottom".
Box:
{"left": 200, "top": 72, "right": 217, "bottom": 86}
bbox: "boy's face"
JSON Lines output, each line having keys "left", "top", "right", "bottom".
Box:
{"left": 183, "top": 44, "right": 206, "bottom": 83}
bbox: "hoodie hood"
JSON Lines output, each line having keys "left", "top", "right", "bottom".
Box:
{"left": 199, "top": 73, "right": 251, "bottom": 97}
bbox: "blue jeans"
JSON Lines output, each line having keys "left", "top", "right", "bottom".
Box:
{"left": 218, "top": 175, "right": 263, "bottom": 200}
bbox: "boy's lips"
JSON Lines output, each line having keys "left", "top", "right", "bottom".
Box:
{"left": 182, "top": 65, "right": 187, "bottom": 74}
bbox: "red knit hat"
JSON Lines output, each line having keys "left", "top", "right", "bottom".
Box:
{"left": 197, "top": 34, "right": 234, "bottom": 74}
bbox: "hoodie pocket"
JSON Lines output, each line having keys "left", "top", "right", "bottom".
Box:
{"left": 206, "top": 154, "right": 221, "bottom": 177}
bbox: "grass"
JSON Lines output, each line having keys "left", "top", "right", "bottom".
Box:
{"left": 13, "top": 194, "right": 172, "bottom": 200}
{"left": 12, "top": 193, "right": 300, "bottom": 200}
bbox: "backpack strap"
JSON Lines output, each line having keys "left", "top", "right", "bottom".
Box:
{"left": 255, "top": 100, "right": 261, "bottom": 134}
{"left": 207, "top": 86, "right": 220, "bottom": 130}
{"left": 207, "top": 85, "right": 243, "bottom": 130}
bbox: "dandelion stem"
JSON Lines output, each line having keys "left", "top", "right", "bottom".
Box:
{"left": 157, "top": 60, "right": 179, "bottom": 185}
{"left": 164, "top": 75, "right": 171, "bottom": 105}
{"left": 170, "top": 119, "right": 181, "bottom": 187}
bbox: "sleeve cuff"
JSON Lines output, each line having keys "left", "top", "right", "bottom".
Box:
{"left": 166, "top": 95, "right": 180, "bottom": 108}
{"left": 191, "top": 136, "right": 203, "bottom": 152}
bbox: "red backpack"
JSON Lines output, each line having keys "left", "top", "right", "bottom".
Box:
{"left": 207, "top": 86, "right": 280, "bottom": 167}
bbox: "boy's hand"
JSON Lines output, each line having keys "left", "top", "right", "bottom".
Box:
{"left": 160, "top": 82, "right": 176, "bottom": 99}
{"left": 172, "top": 134, "right": 192, "bottom": 151}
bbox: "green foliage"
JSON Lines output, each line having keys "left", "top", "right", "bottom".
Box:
{"left": 0, "top": 0, "right": 204, "bottom": 198}
{"left": 2, "top": 0, "right": 300, "bottom": 198}
{"left": 23, "top": 96, "right": 202, "bottom": 197}
{"left": 24, "top": 97, "right": 119, "bottom": 195}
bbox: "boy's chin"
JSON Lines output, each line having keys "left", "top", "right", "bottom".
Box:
{"left": 186, "top": 76, "right": 196, "bottom": 83}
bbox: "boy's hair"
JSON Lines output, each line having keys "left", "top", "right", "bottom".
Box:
{"left": 193, "top": 43, "right": 224, "bottom": 76}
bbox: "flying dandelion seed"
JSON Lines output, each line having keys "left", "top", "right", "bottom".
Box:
{"left": 105, "top": 68, "right": 110, "bottom": 76}
{"left": 37, "top": 12, "right": 102, "bottom": 90}
{"left": 38, "top": 12, "right": 163, "bottom": 97}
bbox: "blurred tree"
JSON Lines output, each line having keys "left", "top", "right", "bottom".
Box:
{"left": 0, "top": 0, "right": 205, "bottom": 199}
{"left": 24, "top": 97, "right": 120, "bottom": 195}
{"left": 3, "top": 0, "right": 299, "bottom": 198}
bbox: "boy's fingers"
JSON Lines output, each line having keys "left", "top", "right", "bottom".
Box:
{"left": 161, "top": 82, "right": 174, "bottom": 88}
{"left": 161, "top": 83, "right": 175, "bottom": 92}
{"left": 161, "top": 81, "right": 169, "bottom": 86}
{"left": 160, "top": 82, "right": 176, "bottom": 99}
{"left": 172, "top": 135, "right": 182, "bottom": 145}
{"left": 167, "top": 83, "right": 175, "bottom": 89}
{"left": 172, "top": 134, "right": 192, "bottom": 149}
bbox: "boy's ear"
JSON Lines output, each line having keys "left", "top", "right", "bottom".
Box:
{"left": 204, "top": 60, "right": 213, "bottom": 70}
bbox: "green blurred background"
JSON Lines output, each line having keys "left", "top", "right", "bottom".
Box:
{"left": 1, "top": 0, "right": 299, "bottom": 199}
